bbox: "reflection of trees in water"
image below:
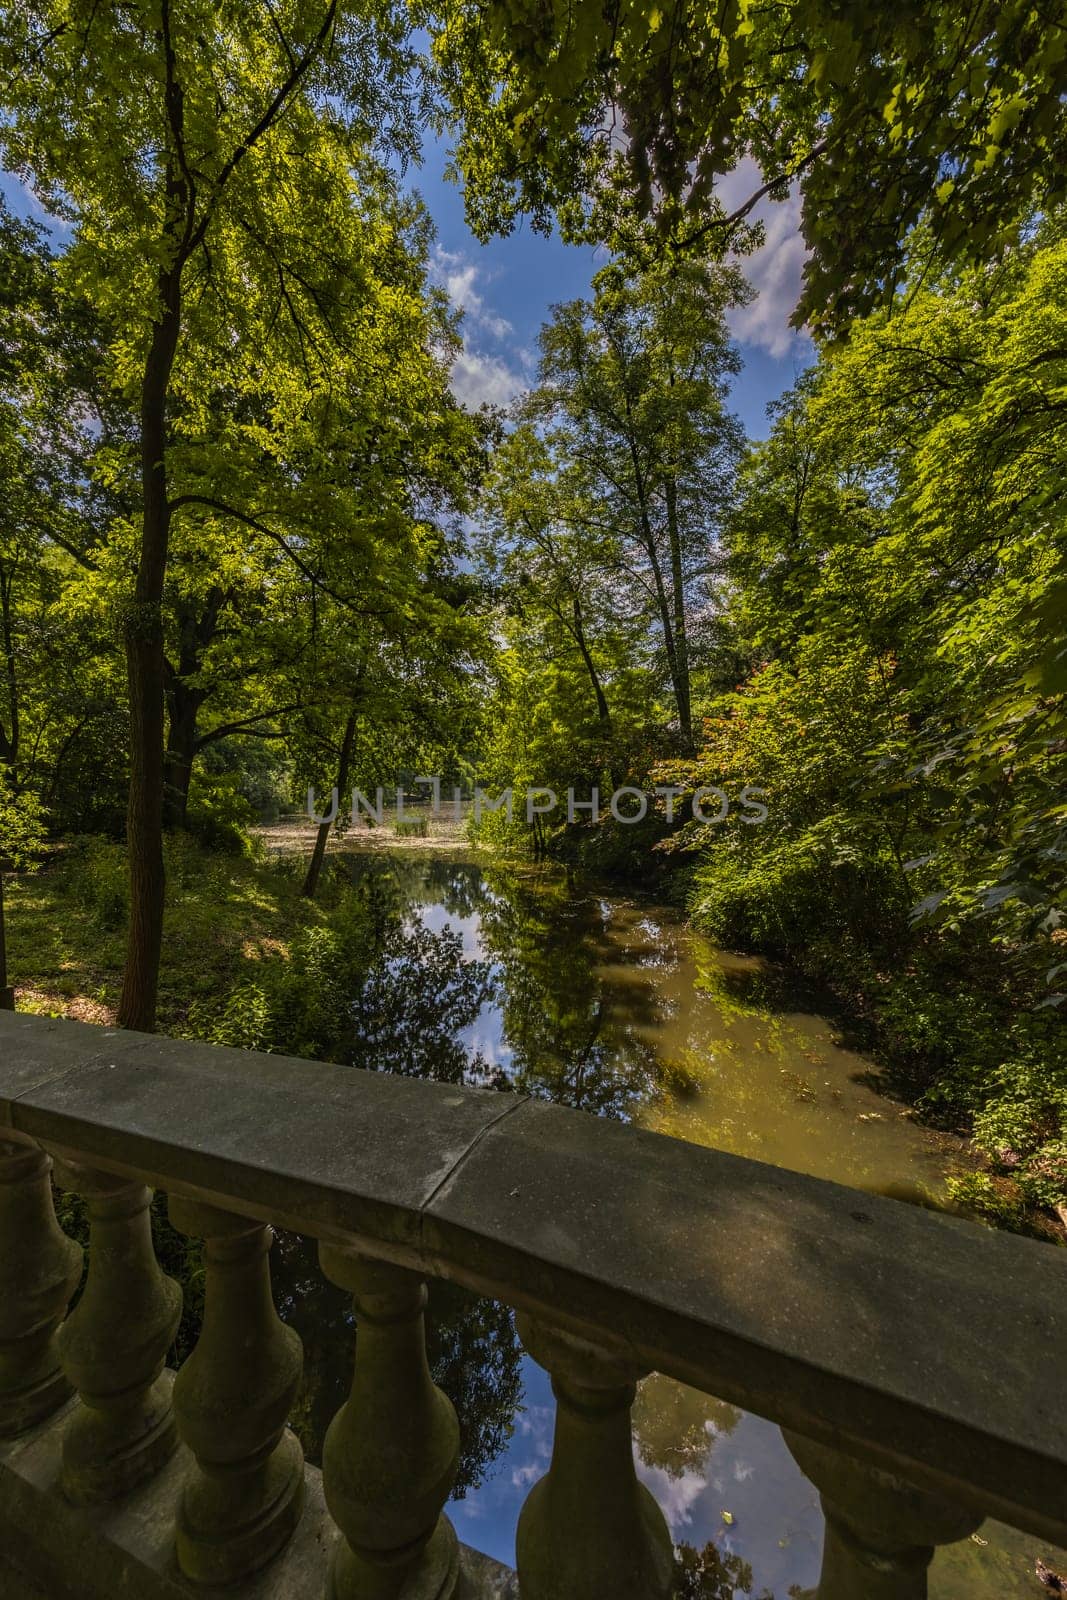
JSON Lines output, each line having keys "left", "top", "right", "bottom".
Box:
{"left": 344, "top": 852, "right": 686, "bottom": 1118}
{"left": 302, "top": 853, "right": 755, "bottom": 1506}
{"left": 425, "top": 1279, "right": 523, "bottom": 1497}
{"left": 475, "top": 861, "right": 669, "bottom": 1118}
{"left": 420, "top": 856, "right": 494, "bottom": 920}
{"left": 632, "top": 1374, "right": 741, "bottom": 1480}
{"left": 673, "top": 1542, "right": 773, "bottom": 1599}
{"left": 271, "top": 1231, "right": 522, "bottom": 1497}
{"left": 347, "top": 852, "right": 488, "bottom": 922}
{"left": 351, "top": 920, "right": 494, "bottom": 1084}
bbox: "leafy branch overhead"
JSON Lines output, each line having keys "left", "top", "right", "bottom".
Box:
{"left": 427, "top": 0, "right": 1067, "bottom": 330}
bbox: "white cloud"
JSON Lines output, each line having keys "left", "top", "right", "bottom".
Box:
{"left": 449, "top": 347, "right": 528, "bottom": 409}
{"left": 430, "top": 246, "right": 528, "bottom": 408}
{"left": 634, "top": 1461, "right": 709, "bottom": 1537}
{"left": 718, "top": 159, "right": 811, "bottom": 359}
{"left": 432, "top": 247, "right": 514, "bottom": 340}
{"left": 2, "top": 172, "right": 71, "bottom": 238}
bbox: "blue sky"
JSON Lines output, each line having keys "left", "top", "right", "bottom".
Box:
{"left": 2, "top": 138, "right": 811, "bottom": 441}
{"left": 414, "top": 137, "right": 814, "bottom": 440}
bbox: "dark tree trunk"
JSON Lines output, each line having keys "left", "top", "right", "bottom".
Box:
{"left": 163, "top": 689, "right": 199, "bottom": 831}
{"left": 302, "top": 710, "right": 357, "bottom": 901}
{"left": 570, "top": 594, "right": 612, "bottom": 731}
{"left": 114, "top": 10, "right": 337, "bottom": 1027}
{"left": 0, "top": 870, "right": 13, "bottom": 1010}
{"left": 624, "top": 432, "right": 692, "bottom": 754}
{"left": 664, "top": 477, "right": 693, "bottom": 752}
{"left": 567, "top": 593, "right": 617, "bottom": 792}
{"left": 0, "top": 561, "right": 19, "bottom": 771}
{"left": 117, "top": 276, "right": 182, "bottom": 1032}
{"left": 163, "top": 589, "right": 227, "bottom": 830}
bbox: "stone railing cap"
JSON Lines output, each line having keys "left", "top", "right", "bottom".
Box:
{"left": 1, "top": 1010, "right": 1064, "bottom": 1544}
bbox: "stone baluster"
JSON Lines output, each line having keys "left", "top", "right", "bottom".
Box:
{"left": 168, "top": 1197, "right": 305, "bottom": 1584}
{"left": 784, "top": 1431, "right": 984, "bottom": 1600}
{"left": 0, "top": 1137, "right": 82, "bottom": 1436}
{"left": 51, "top": 1160, "right": 181, "bottom": 1503}
{"left": 514, "top": 1314, "right": 674, "bottom": 1600}
{"left": 318, "top": 1246, "right": 461, "bottom": 1600}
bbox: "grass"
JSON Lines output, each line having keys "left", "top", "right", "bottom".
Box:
{"left": 4, "top": 833, "right": 346, "bottom": 1034}
{"left": 393, "top": 817, "right": 429, "bottom": 838}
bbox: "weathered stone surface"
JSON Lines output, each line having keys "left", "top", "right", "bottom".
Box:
{"left": 0, "top": 1013, "right": 151, "bottom": 1127}
{"left": 0, "top": 1397, "right": 515, "bottom": 1599}
{"left": 2, "top": 1012, "right": 1066, "bottom": 1547}
{"left": 784, "top": 1429, "right": 984, "bottom": 1600}
{"left": 319, "top": 1248, "right": 461, "bottom": 1600}
{"left": 52, "top": 1167, "right": 181, "bottom": 1503}
{"left": 168, "top": 1200, "right": 304, "bottom": 1584}
{"left": 422, "top": 1096, "right": 1067, "bottom": 1545}
{"left": 458, "top": 1547, "right": 518, "bottom": 1599}
{"left": 514, "top": 1315, "right": 673, "bottom": 1600}
{"left": 0, "top": 1554, "right": 51, "bottom": 1599}
{"left": 0, "top": 1138, "right": 82, "bottom": 1436}
{"left": 0, "top": 1020, "right": 524, "bottom": 1253}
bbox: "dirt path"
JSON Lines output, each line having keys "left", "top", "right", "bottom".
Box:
{"left": 254, "top": 812, "right": 475, "bottom": 857}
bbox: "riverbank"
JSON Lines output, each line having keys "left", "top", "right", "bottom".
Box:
{"left": 5, "top": 824, "right": 1064, "bottom": 1243}
{"left": 256, "top": 811, "right": 474, "bottom": 856}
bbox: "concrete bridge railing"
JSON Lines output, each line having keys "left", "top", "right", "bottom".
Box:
{"left": 0, "top": 1009, "right": 1064, "bottom": 1599}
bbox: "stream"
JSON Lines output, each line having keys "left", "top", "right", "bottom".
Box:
{"left": 269, "top": 845, "right": 1057, "bottom": 1598}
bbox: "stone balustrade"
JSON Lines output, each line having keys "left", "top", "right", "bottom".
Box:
{"left": 0, "top": 1010, "right": 1065, "bottom": 1600}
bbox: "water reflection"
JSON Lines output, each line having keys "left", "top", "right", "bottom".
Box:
{"left": 265, "top": 848, "right": 1056, "bottom": 1596}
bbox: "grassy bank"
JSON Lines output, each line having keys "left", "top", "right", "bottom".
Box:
{"left": 6, "top": 834, "right": 332, "bottom": 1032}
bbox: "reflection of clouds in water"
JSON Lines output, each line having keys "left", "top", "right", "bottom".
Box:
{"left": 448, "top": 1366, "right": 554, "bottom": 1567}
{"left": 635, "top": 1460, "right": 709, "bottom": 1537}
{"left": 512, "top": 1402, "right": 553, "bottom": 1489}
{"left": 415, "top": 903, "right": 486, "bottom": 961}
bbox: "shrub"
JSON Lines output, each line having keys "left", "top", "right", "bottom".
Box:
{"left": 394, "top": 817, "right": 428, "bottom": 838}
{"left": 61, "top": 837, "right": 129, "bottom": 931}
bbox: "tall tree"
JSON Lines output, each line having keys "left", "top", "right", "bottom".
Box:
{"left": 509, "top": 257, "right": 745, "bottom": 753}
{"left": 0, "top": 1, "right": 428, "bottom": 1027}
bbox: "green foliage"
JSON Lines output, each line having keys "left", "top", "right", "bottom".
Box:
{"left": 179, "top": 858, "right": 495, "bottom": 1079}
{"left": 61, "top": 837, "right": 130, "bottom": 932}
{"left": 193, "top": 980, "right": 274, "bottom": 1052}
{"left": 0, "top": 769, "right": 45, "bottom": 868}
{"left": 430, "top": 0, "right": 1067, "bottom": 331}
{"left": 185, "top": 771, "right": 257, "bottom": 856}
{"left": 668, "top": 224, "right": 1067, "bottom": 1224}
{"left": 471, "top": 253, "right": 744, "bottom": 858}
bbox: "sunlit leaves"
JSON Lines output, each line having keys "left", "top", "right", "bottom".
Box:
{"left": 426, "top": 0, "right": 1067, "bottom": 331}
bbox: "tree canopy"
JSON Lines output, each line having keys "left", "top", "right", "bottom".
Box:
{"left": 429, "top": 0, "right": 1067, "bottom": 329}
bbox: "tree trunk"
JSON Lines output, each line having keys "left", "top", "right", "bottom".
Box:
{"left": 163, "top": 589, "right": 227, "bottom": 831}
{"left": 0, "top": 870, "right": 13, "bottom": 1010}
{"left": 163, "top": 672, "right": 206, "bottom": 831}
{"left": 624, "top": 431, "right": 690, "bottom": 752}
{"left": 664, "top": 477, "right": 693, "bottom": 752}
{"left": 117, "top": 278, "right": 182, "bottom": 1032}
{"left": 568, "top": 594, "right": 616, "bottom": 792}
{"left": 0, "top": 561, "right": 19, "bottom": 771}
{"left": 570, "top": 594, "right": 612, "bottom": 732}
{"left": 302, "top": 710, "right": 357, "bottom": 901}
